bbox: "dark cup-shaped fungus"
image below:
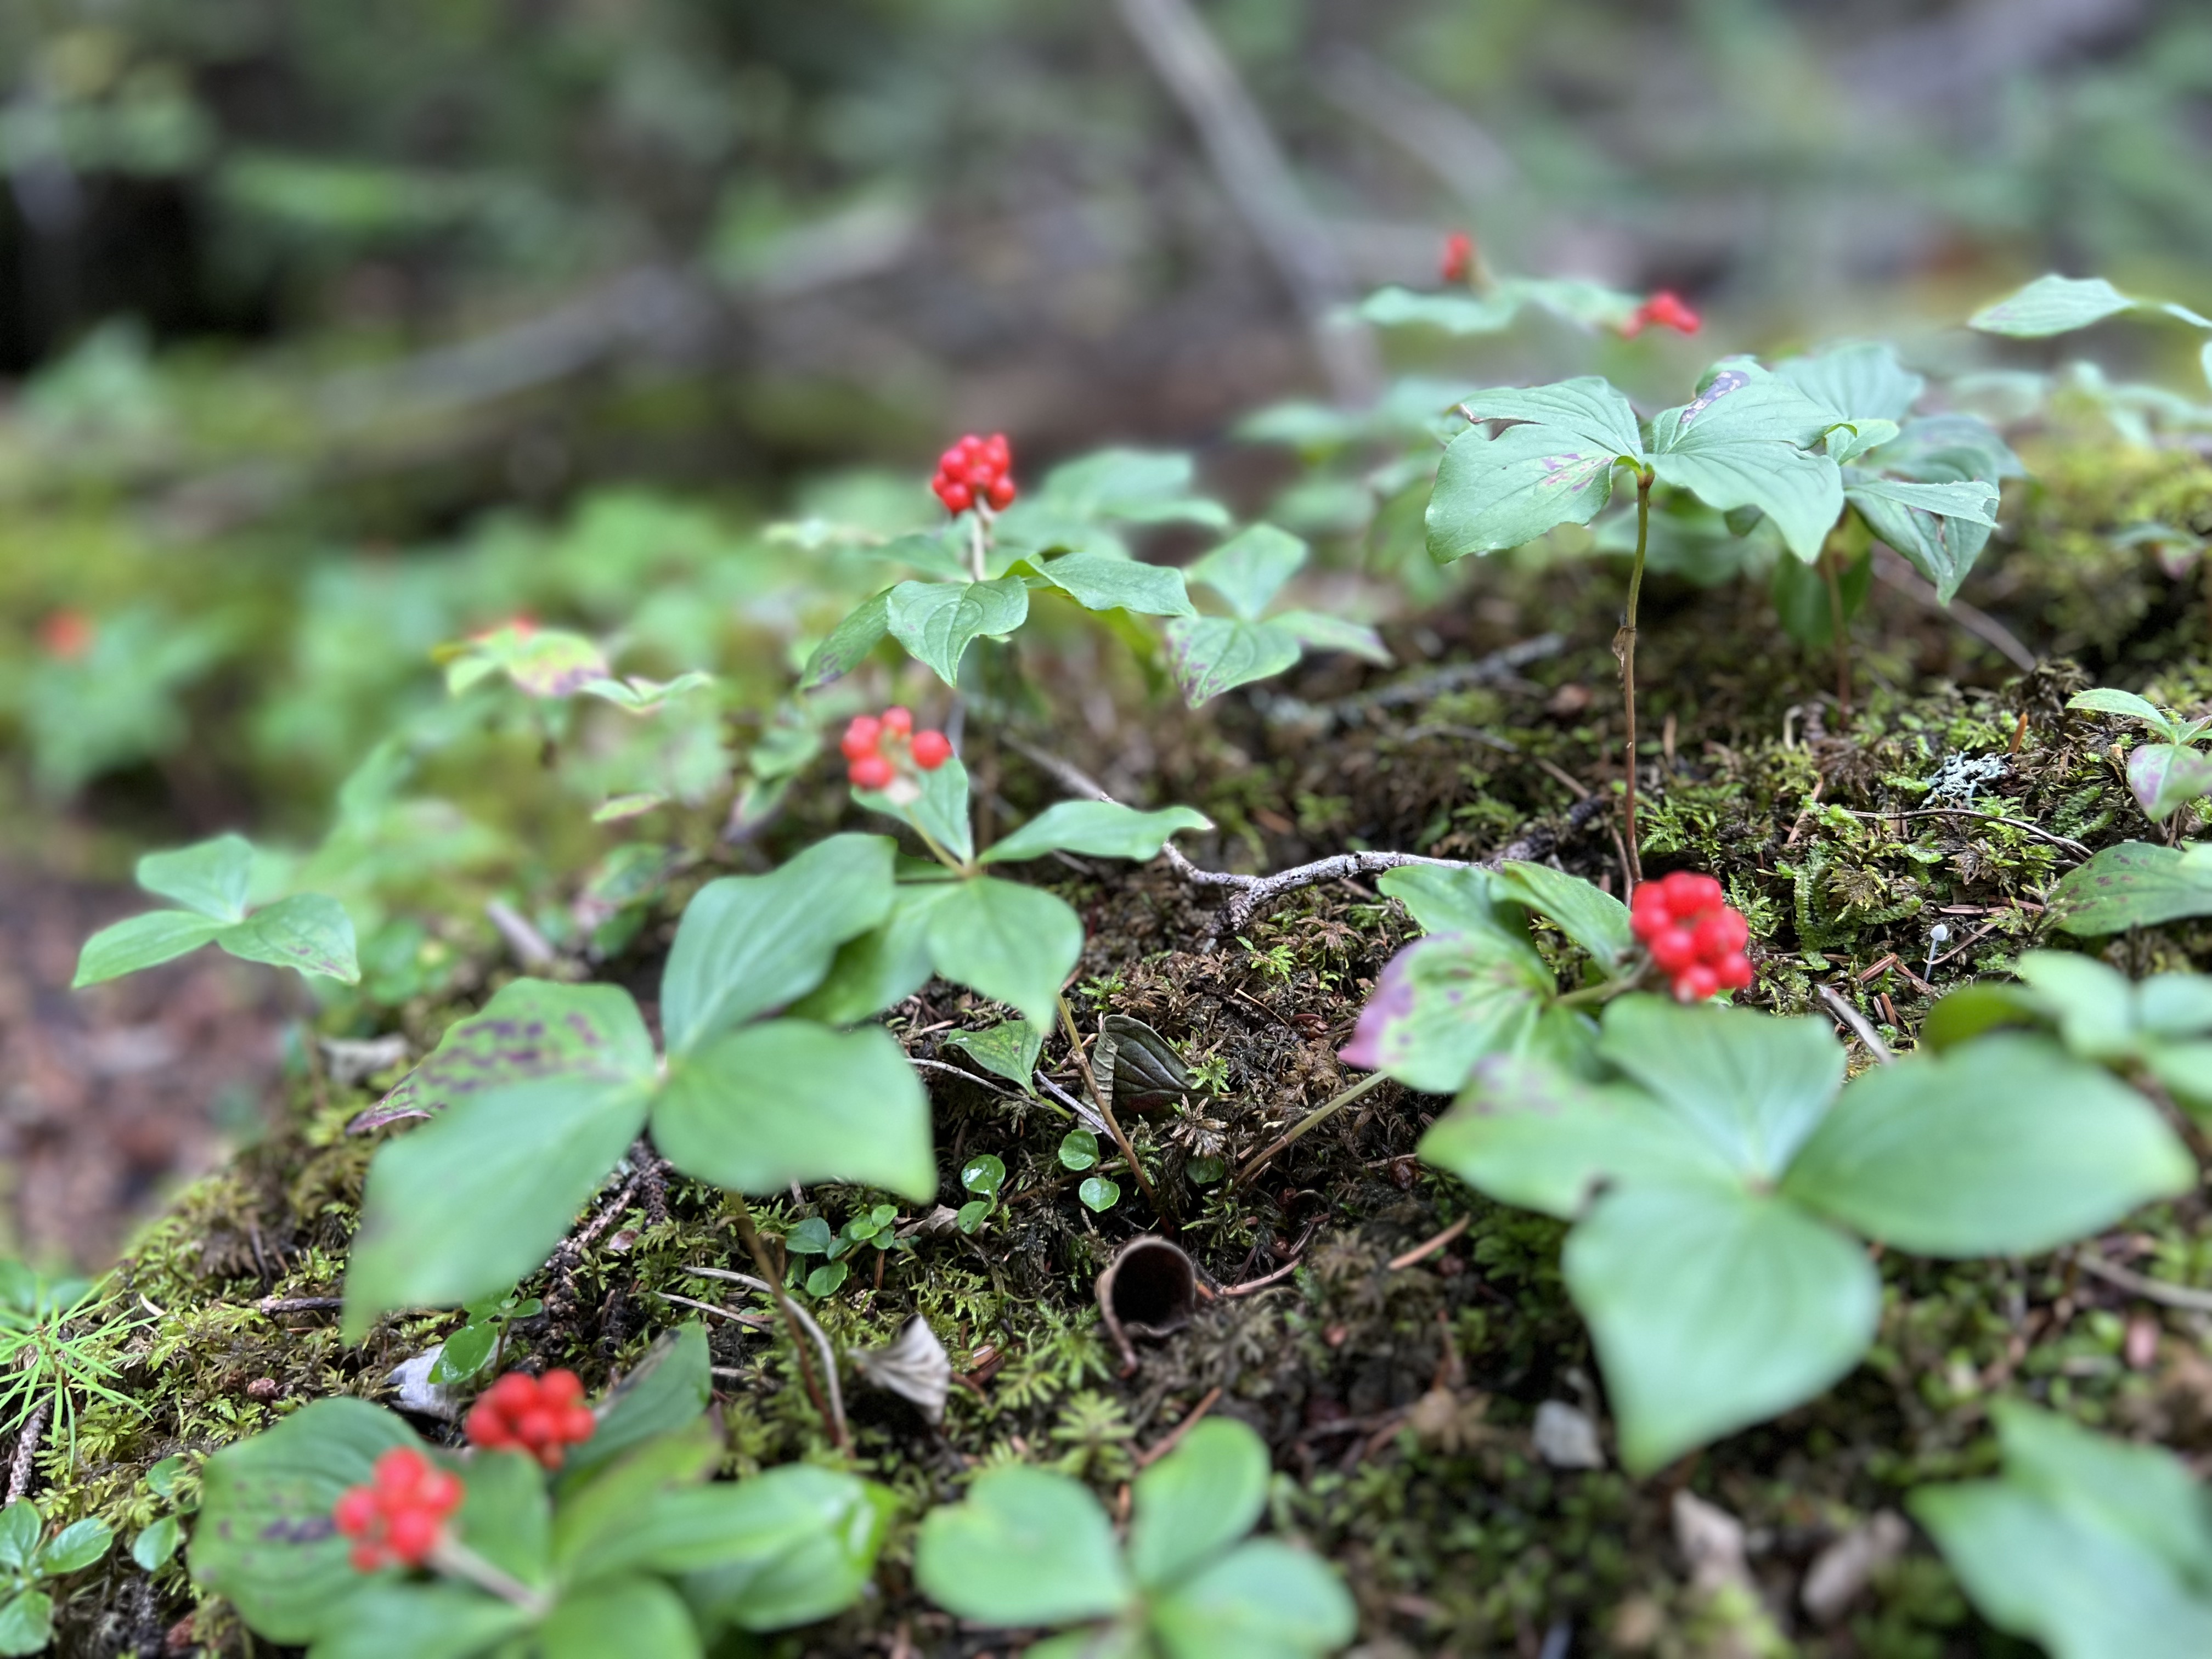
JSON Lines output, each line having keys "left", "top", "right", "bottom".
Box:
{"left": 1096, "top": 1235, "right": 1197, "bottom": 1374}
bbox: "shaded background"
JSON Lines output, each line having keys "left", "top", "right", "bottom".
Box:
{"left": 1, "top": 0, "right": 2210, "bottom": 1267}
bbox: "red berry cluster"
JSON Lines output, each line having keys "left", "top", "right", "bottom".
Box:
{"left": 1630, "top": 872, "right": 1753, "bottom": 1002}
{"left": 37, "top": 610, "right": 94, "bottom": 661}
{"left": 842, "top": 707, "right": 952, "bottom": 791}
{"left": 332, "top": 1447, "right": 461, "bottom": 1572}
{"left": 1620, "top": 290, "right": 1702, "bottom": 338}
{"left": 1440, "top": 231, "right": 1475, "bottom": 284}
{"left": 464, "top": 1370, "right": 597, "bottom": 1470}
{"left": 931, "top": 433, "right": 1016, "bottom": 515}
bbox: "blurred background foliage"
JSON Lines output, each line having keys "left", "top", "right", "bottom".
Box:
{"left": 1, "top": 0, "right": 2210, "bottom": 899}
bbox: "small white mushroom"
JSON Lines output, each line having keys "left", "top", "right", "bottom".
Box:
{"left": 851, "top": 1317, "right": 952, "bottom": 1425}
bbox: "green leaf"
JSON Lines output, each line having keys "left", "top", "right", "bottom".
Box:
{"left": 1419, "top": 1057, "right": 1735, "bottom": 1221}
{"left": 1268, "top": 611, "right": 1391, "bottom": 665}
{"left": 887, "top": 578, "right": 1030, "bottom": 686}
{"left": 1187, "top": 524, "right": 1307, "bottom": 621}
{"left": 913, "top": 1465, "right": 1130, "bottom": 1627}
{"left": 854, "top": 753, "right": 975, "bottom": 866}
{"left": 2068, "top": 687, "right": 2169, "bottom": 730}
{"left": 668, "top": 1468, "right": 891, "bottom": 1630}
{"left": 1783, "top": 1036, "right": 2192, "bottom": 1256}
{"left": 0, "top": 1592, "right": 50, "bottom": 1658}
{"left": 367, "top": 980, "right": 655, "bottom": 1127}
{"left": 1425, "top": 421, "right": 1622, "bottom": 562}
{"left": 137, "top": 834, "right": 255, "bottom": 922}
{"left": 1597, "top": 997, "right": 1844, "bottom": 1180}
{"left": 943, "top": 1019, "right": 1043, "bottom": 1092}
{"left": 2049, "top": 842, "right": 2212, "bottom": 935}
{"left": 2130, "top": 743, "right": 2212, "bottom": 821}
{"left": 1150, "top": 1539, "right": 1358, "bottom": 1659}
{"left": 2016, "top": 951, "right": 2137, "bottom": 1059}
{"left": 132, "top": 1515, "right": 182, "bottom": 1573}
{"left": 189, "top": 1397, "right": 419, "bottom": 1643}
{"left": 1913, "top": 1404, "right": 2212, "bottom": 1659}
{"left": 303, "top": 1582, "right": 531, "bottom": 1659}
{"left": 539, "top": 1576, "right": 701, "bottom": 1659}
{"left": 71, "top": 910, "right": 227, "bottom": 987}
{"left": 1127, "top": 1419, "right": 1269, "bottom": 1590}
{"left": 788, "top": 883, "right": 954, "bottom": 1025}
{"left": 798, "top": 590, "right": 891, "bottom": 691}
{"left": 0, "top": 1506, "right": 37, "bottom": 1572}
{"left": 1647, "top": 368, "right": 1843, "bottom": 562}
{"left": 452, "top": 1445, "right": 553, "bottom": 1593}
{"left": 1058, "top": 1128, "right": 1099, "bottom": 1170}
{"left": 1030, "top": 553, "right": 1195, "bottom": 618}
{"left": 1079, "top": 1176, "right": 1122, "bottom": 1212}
{"left": 1162, "top": 617, "right": 1303, "bottom": 706}
{"left": 35, "top": 1516, "right": 111, "bottom": 1575}
{"left": 1845, "top": 477, "right": 1996, "bottom": 604}
{"left": 984, "top": 802, "right": 1211, "bottom": 865}
{"left": 1492, "top": 861, "right": 1634, "bottom": 969}
{"left": 1971, "top": 274, "right": 2140, "bottom": 337}
{"left": 1378, "top": 865, "right": 1525, "bottom": 942}
{"left": 343, "top": 1076, "right": 651, "bottom": 1336}
{"left": 653, "top": 1022, "right": 935, "bottom": 1201}
{"left": 1565, "top": 1179, "right": 1880, "bottom": 1474}
{"left": 1774, "top": 342, "right": 1926, "bottom": 425}
{"left": 660, "top": 834, "right": 896, "bottom": 1052}
{"left": 1358, "top": 286, "right": 1528, "bottom": 335}
{"left": 1453, "top": 377, "right": 1646, "bottom": 457}
{"left": 962, "top": 1153, "right": 1006, "bottom": 1197}
{"left": 1340, "top": 930, "right": 1559, "bottom": 1095}
{"left": 217, "top": 893, "right": 360, "bottom": 983}
{"left": 1921, "top": 983, "right": 2046, "bottom": 1052}
{"left": 924, "top": 878, "right": 1082, "bottom": 1029}
{"left": 429, "top": 1321, "right": 499, "bottom": 1384}
{"left": 805, "top": 1263, "right": 848, "bottom": 1296}
{"left": 1039, "top": 448, "right": 1230, "bottom": 528}
{"left": 552, "top": 1421, "right": 721, "bottom": 1576}
{"left": 567, "top": 1324, "right": 713, "bottom": 1480}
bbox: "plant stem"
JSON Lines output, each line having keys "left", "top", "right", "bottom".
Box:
{"left": 1058, "top": 996, "right": 1170, "bottom": 1227}
{"left": 1232, "top": 1069, "right": 1390, "bottom": 1190}
{"left": 1615, "top": 471, "right": 1652, "bottom": 887}
{"left": 910, "top": 819, "right": 970, "bottom": 875}
{"left": 431, "top": 1537, "right": 552, "bottom": 1617}
{"left": 1821, "top": 545, "right": 1854, "bottom": 721}
{"left": 967, "top": 511, "right": 988, "bottom": 582}
{"left": 727, "top": 1195, "right": 847, "bottom": 1449}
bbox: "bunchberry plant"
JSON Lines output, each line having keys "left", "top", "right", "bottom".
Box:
{"left": 190, "top": 1328, "right": 891, "bottom": 1655}
{"left": 1627, "top": 872, "right": 1753, "bottom": 1002}
{"left": 837, "top": 706, "right": 952, "bottom": 799}
{"left": 128, "top": 1454, "right": 196, "bottom": 1576}
{"left": 1913, "top": 1402, "right": 2212, "bottom": 1658}
{"left": 1419, "top": 995, "right": 2191, "bottom": 1469}
{"left": 1923, "top": 950, "right": 2212, "bottom": 1116}
{"left": 73, "top": 832, "right": 360, "bottom": 988}
{"left": 1163, "top": 523, "right": 1390, "bottom": 706}
{"left": 2066, "top": 686, "right": 2212, "bottom": 822}
{"left": 929, "top": 431, "right": 1018, "bottom": 519}
{"left": 2047, "top": 839, "right": 2212, "bottom": 935}
{"left": 914, "top": 1417, "right": 1354, "bottom": 1659}
{"left": 0, "top": 1502, "right": 111, "bottom": 1657}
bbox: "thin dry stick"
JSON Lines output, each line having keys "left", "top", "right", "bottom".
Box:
{"left": 653, "top": 1290, "right": 773, "bottom": 1331}
{"left": 1220, "top": 1258, "right": 1305, "bottom": 1297}
{"left": 1135, "top": 1385, "right": 1224, "bottom": 1468}
{"left": 1834, "top": 807, "right": 2091, "bottom": 860}
{"left": 1816, "top": 983, "right": 1893, "bottom": 1065}
{"left": 1615, "top": 472, "right": 1654, "bottom": 886}
{"left": 1387, "top": 1214, "right": 1470, "bottom": 1271}
{"left": 726, "top": 1199, "right": 847, "bottom": 1449}
{"left": 1870, "top": 548, "right": 2038, "bottom": 673}
{"left": 683, "top": 1267, "right": 848, "bottom": 1437}
{"left": 2075, "top": 1250, "right": 2212, "bottom": 1314}
{"left": 1233, "top": 1070, "right": 1391, "bottom": 1190}
{"left": 7, "top": 1402, "right": 47, "bottom": 1504}
{"left": 1058, "top": 996, "right": 1170, "bottom": 1226}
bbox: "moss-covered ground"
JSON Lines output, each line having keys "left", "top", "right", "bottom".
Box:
{"left": 25, "top": 430, "right": 2212, "bottom": 1657}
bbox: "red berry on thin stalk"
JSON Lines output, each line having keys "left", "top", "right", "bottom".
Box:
{"left": 840, "top": 716, "right": 882, "bottom": 760}
{"left": 848, "top": 753, "right": 895, "bottom": 791}
{"left": 1441, "top": 231, "right": 1474, "bottom": 284}
{"left": 911, "top": 730, "right": 952, "bottom": 770}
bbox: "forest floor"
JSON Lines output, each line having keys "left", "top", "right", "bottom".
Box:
{"left": 24, "top": 479, "right": 2212, "bottom": 1657}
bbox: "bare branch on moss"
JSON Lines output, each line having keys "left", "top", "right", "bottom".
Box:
{"left": 7, "top": 1403, "right": 46, "bottom": 1505}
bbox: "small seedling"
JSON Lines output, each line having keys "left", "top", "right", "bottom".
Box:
{"left": 0, "top": 1502, "right": 111, "bottom": 1656}
{"left": 2068, "top": 686, "right": 2212, "bottom": 821}
{"left": 427, "top": 1292, "right": 544, "bottom": 1386}
{"left": 956, "top": 1156, "right": 1006, "bottom": 1234}
{"left": 129, "top": 1454, "right": 198, "bottom": 1576}
{"left": 72, "top": 833, "right": 360, "bottom": 988}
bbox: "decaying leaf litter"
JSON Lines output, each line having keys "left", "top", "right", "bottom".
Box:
{"left": 14, "top": 419, "right": 2212, "bottom": 1657}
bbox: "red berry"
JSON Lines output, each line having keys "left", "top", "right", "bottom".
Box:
{"left": 1676, "top": 963, "right": 1720, "bottom": 1002}
{"left": 465, "top": 1403, "right": 511, "bottom": 1448}
{"left": 983, "top": 433, "right": 1009, "bottom": 464}
{"left": 38, "top": 610, "right": 94, "bottom": 661}
{"left": 417, "top": 1468, "right": 461, "bottom": 1515}
{"left": 939, "top": 447, "right": 966, "bottom": 473}
{"left": 881, "top": 706, "right": 913, "bottom": 736}
{"left": 959, "top": 434, "right": 985, "bottom": 458}
{"left": 1649, "top": 928, "right": 1698, "bottom": 973}
{"left": 488, "top": 1373, "right": 537, "bottom": 1413}
{"left": 910, "top": 730, "right": 952, "bottom": 770}
{"left": 386, "top": 1506, "right": 441, "bottom": 1565}
{"left": 1717, "top": 954, "right": 1754, "bottom": 990}
{"left": 561, "top": 1405, "right": 598, "bottom": 1443}
{"left": 1693, "top": 910, "right": 1748, "bottom": 955}
{"left": 515, "top": 1407, "right": 556, "bottom": 1447}
{"left": 985, "top": 476, "right": 1015, "bottom": 510}
{"left": 373, "top": 1448, "right": 427, "bottom": 1496}
{"left": 350, "top": 1542, "right": 387, "bottom": 1573}
{"left": 849, "top": 754, "right": 895, "bottom": 791}
{"left": 539, "top": 1370, "right": 583, "bottom": 1408}
{"left": 840, "top": 716, "right": 882, "bottom": 761}
{"left": 1622, "top": 290, "right": 1702, "bottom": 338}
{"left": 334, "top": 1488, "right": 379, "bottom": 1537}
{"left": 1441, "top": 231, "right": 1474, "bottom": 284}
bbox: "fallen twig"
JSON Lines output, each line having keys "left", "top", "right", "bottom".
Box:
{"left": 2074, "top": 1250, "right": 2212, "bottom": 1313}
{"left": 1388, "top": 1214, "right": 1470, "bottom": 1270}
{"left": 1233, "top": 1071, "right": 1392, "bottom": 1190}
{"left": 1871, "top": 549, "right": 2038, "bottom": 673}
{"left": 254, "top": 1296, "right": 344, "bottom": 1314}
{"left": 1218, "top": 1257, "right": 1306, "bottom": 1297}
{"left": 1817, "top": 984, "right": 1894, "bottom": 1065}
{"left": 1134, "top": 1385, "right": 1223, "bottom": 1468}
{"left": 1835, "top": 807, "right": 2091, "bottom": 860}
{"left": 7, "top": 1403, "right": 46, "bottom": 1505}
{"left": 653, "top": 1291, "right": 773, "bottom": 1330}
